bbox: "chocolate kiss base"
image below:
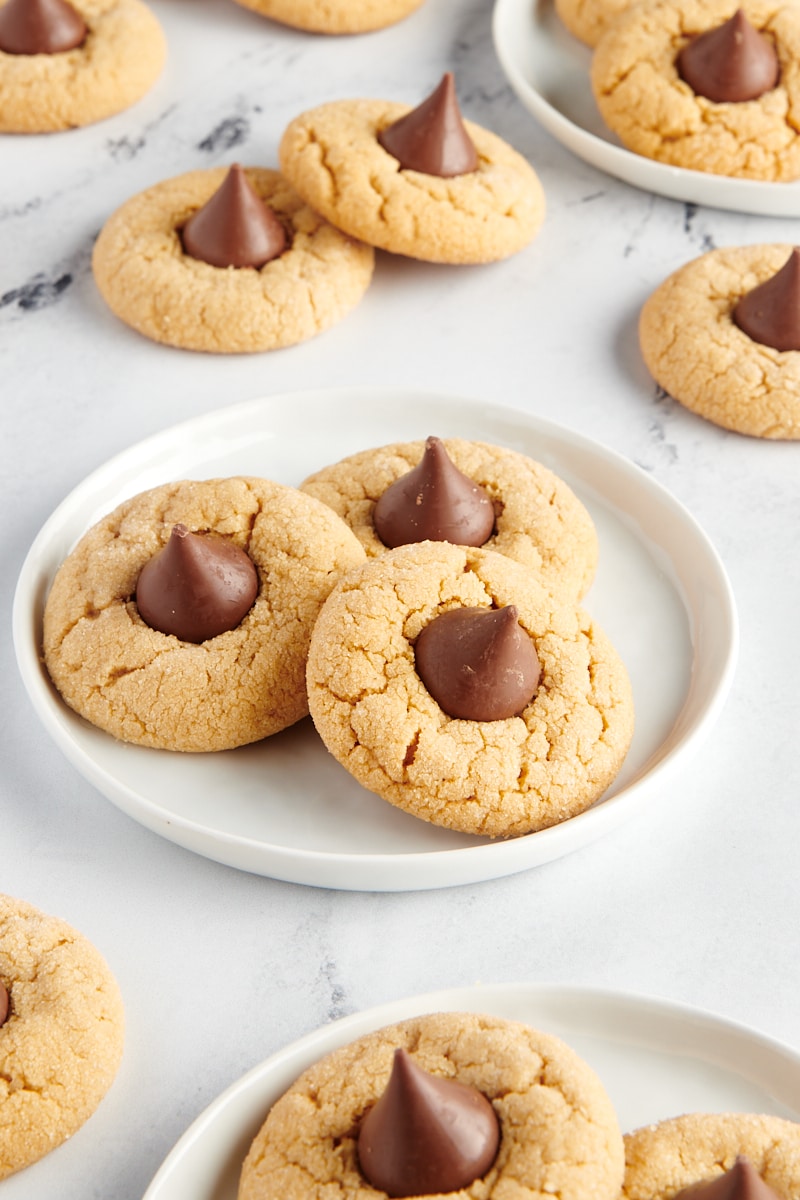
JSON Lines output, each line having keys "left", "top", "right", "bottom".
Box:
{"left": 0, "top": 0, "right": 87, "bottom": 54}
{"left": 377, "top": 72, "right": 478, "bottom": 177}
{"left": 181, "top": 164, "right": 288, "bottom": 270}
{"left": 674, "top": 1156, "right": 782, "bottom": 1200}
{"left": 677, "top": 9, "right": 780, "bottom": 104}
{"left": 733, "top": 248, "right": 800, "bottom": 352}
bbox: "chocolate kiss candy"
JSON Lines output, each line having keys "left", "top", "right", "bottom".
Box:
{"left": 0, "top": 981, "right": 9, "bottom": 1028}
{"left": 677, "top": 9, "right": 779, "bottom": 103}
{"left": 136, "top": 524, "right": 258, "bottom": 644}
{"left": 357, "top": 1048, "right": 500, "bottom": 1197}
{"left": 0, "top": 0, "right": 87, "bottom": 55}
{"left": 733, "top": 248, "right": 800, "bottom": 351}
{"left": 373, "top": 436, "right": 494, "bottom": 548}
{"left": 378, "top": 72, "right": 478, "bottom": 177}
{"left": 181, "top": 164, "right": 288, "bottom": 270}
{"left": 415, "top": 605, "right": 540, "bottom": 722}
{"left": 674, "top": 1157, "right": 782, "bottom": 1200}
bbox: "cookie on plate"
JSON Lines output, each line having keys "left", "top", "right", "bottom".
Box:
{"left": 92, "top": 165, "right": 374, "bottom": 353}
{"left": 639, "top": 243, "right": 800, "bottom": 439}
{"left": 43, "top": 477, "right": 366, "bottom": 752}
{"left": 306, "top": 541, "right": 634, "bottom": 837}
{"left": 240, "top": 1011, "right": 626, "bottom": 1200}
{"left": 231, "top": 0, "right": 426, "bottom": 34}
{"left": 0, "top": 0, "right": 165, "bottom": 133}
{"left": 591, "top": 0, "right": 800, "bottom": 180}
{"left": 0, "top": 894, "right": 124, "bottom": 1180}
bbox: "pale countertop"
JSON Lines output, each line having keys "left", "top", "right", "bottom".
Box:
{"left": 2, "top": 1, "right": 800, "bottom": 1197}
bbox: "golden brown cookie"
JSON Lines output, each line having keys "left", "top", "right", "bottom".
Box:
{"left": 555, "top": 0, "right": 633, "bottom": 48}
{"left": 590, "top": 0, "right": 800, "bottom": 180}
{"left": 0, "top": 894, "right": 124, "bottom": 1180}
{"left": 92, "top": 166, "right": 375, "bottom": 353}
{"left": 0, "top": 0, "right": 165, "bottom": 134}
{"left": 306, "top": 541, "right": 634, "bottom": 837}
{"left": 300, "top": 437, "right": 598, "bottom": 601}
{"left": 279, "top": 98, "right": 545, "bottom": 263}
{"left": 239, "top": 1011, "right": 626, "bottom": 1200}
{"left": 43, "top": 477, "right": 367, "bottom": 752}
{"left": 623, "top": 1113, "right": 800, "bottom": 1198}
{"left": 639, "top": 243, "right": 800, "bottom": 439}
{"left": 231, "top": 0, "right": 425, "bottom": 33}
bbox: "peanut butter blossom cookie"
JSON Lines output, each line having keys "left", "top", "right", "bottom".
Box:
{"left": 279, "top": 73, "right": 545, "bottom": 264}
{"left": 231, "top": 0, "right": 425, "bottom": 34}
{"left": 0, "top": 894, "right": 124, "bottom": 1179}
{"left": 306, "top": 541, "right": 634, "bottom": 837}
{"left": 92, "top": 164, "right": 374, "bottom": 353}
{"left": 239, "top": 1011, "right": 626, "bottom": 1200}
{"left": 639, "top": 243, "right": 800, "bottom": 438}
{"left": 300, "top": 435, "right": 598, "bottom": 602}
{"left": 591, "top": 0, "right": 800, "bottom": 180}
{"left": 0, "top": 0, "right": 165, "bottom": 133}
{"left": 43, "top": 477, "right": 366, "bottom": 751}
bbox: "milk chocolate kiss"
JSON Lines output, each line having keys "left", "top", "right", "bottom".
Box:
{"left": 357, "top": 1048, "right": 500, "bottom": 1197}
{"left": 733, "top": 248, "right": 800, "bottom": 351}
{"left": 674, "top": 1157, "right": 781, "bottom": 1200}
{"left": 181, "top": 164, "right": 288, "bottom": 269}
{"left": 378, "top": 72, "right": 478, "bottom": 177}
{"left": 0, "top": 0, "right": 87, "bottom": 55}
{"left": 415, "top": 605, "right": 540, "bottom": 722}
{"left": 136, "top": 524, "right": 258, "bottom": 644}
{"left": 0, "top": 982, "right": 9, "bottom": 1028}
{"left": 373, "top": 436, "right": 494, "bottom": 548}
{"left": 677, "top": 9, "right": 779, "bottom": 103}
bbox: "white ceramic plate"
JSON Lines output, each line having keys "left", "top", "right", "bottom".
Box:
{"left": 142, "top": 983, "right": 800, "bottom": 1199}
{"left": 492, "top": 0, "right": 800, "bottom": 217}
{"left": 13, "top": 389, "right": 737, "bottom": 891}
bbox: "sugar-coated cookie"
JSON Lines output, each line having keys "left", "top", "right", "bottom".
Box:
{"left": 43, "top": 477, "right": 366, "bottom": 752}
{"left": 0, "top": 895, "right": 124, "bottom": 1179}
{"left": 555, "top": 0, "right": 632, "bottom": 48}
{"left": 231, "top": 0, "right": 425, "bottom": 34}
{"left": 639, "top": 244, "right": 800, "bottom": 439}
{"left": 92, "top": 167, "right": 374, "bottom": 353}
{"left": 0, "top": 0, "right": 165, "bottom": 133}
{"left": 239, "top": 1011, "right": 626, "bottom": 1200}
{"left": 591, "top": 0, "right": 800, "bottom": 180}
{"left": 307, "top": 541, "right": 634, "bottom": 837}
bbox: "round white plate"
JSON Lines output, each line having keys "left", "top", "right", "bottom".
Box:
{"left": 142, "top": 983, "right": 800, "bottom": 1199}
{"left": 492, "top": 0, "right": 800, "bottom": 217}
{"left": 13, "top": 389, "right": 737, "bottom": 891}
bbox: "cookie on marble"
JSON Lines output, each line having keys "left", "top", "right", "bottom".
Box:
{"left": 0, "top": 0, "right": 165, "bottom": 134}
{"left": 639, "top": 243, "right": 800, "bottom": 439}
{"left": 279, "top": 92, "right": 545, "bottom": 263}
{"left": 240, "top": 1011, "right": 626, "bottom": 1200}
{"left": 623, "top": 1113, "right": 800, "bottom": 1198}
{"left": 555, "top": 0, "right": 633, "bottom": 48}
{"left": 590, "top": 0, "right": 800, "bottom": 180}
{"left": 306, "top": 541, "right": 634, "bottom": 837}
{"left": 43, "top": 477, "right": 366, "bottom": 752}
{"left": 0, "top": 894, "right": 124, "bottom": 1180}
{"left": 300, "top": 436, "right": 598, "bottom": 601}
{"left": 92, "top": 166, "right": 374, "bottom": 353}
{"left": 231, "top": 0, "right": 425, "bottom": 34}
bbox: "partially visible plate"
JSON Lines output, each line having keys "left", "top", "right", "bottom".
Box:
{"left": 142, "top": 984, "right": 800, "bottom": 1199}
{"left": 13, "top": 389, "right": 737, "bottom": 891}
{"left": 492, "top": 0, "right": 800, "bottom": 217}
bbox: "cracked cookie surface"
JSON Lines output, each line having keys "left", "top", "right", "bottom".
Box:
{"left": 306, "top": 541, "right": 634, "bottom": 837}
{"left": 92, "top": 167, "right": 374, "bottom": 353}
{"left": 279, "top": 98, "right": 545, "bottom": 263}
{"left": 0, "top": 894, "right": 124, "bottom": 1180}
{"left": 555, "top": 0, "right": 633, "bottom": 48}
{"left": 590, "top": 0, "right": 800, "bottom": 180}
{"left": 300, "top": 437, "right": 598, "bottom": 601}
{"left": 623, "top": 1113, "right": 800, "bottom": 1198}
{"left": 639, "top": 243, "right": 800, "bottom": 438}
{"left": 0, "top": 0, "right": 165, "bottom": 133}
{"left": 43, "top": 477, "right": 366, "bottom": 751}
{"left": 231, "top": 0, "right": 425, "bottom": 33}
{"left": 239, "top": 1011, "right": 626, "bottom": 1200}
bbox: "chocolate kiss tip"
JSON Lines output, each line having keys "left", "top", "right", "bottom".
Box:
{"left": 0, "top": 0, "right": 87, "bottom": 55}
{"left": 677, "top": 8, "right": 779, "bottom": 104}
{"left": 0, "top": 981, "right": 9, "bottom": 1028}
{"left": 675, "top": 1156, "right": 782, "bottom": 1200}
{"left": 378, "top": 72, "right": 479, "bottom": 177}
{"left": 136, "top": 524, "right": 258, "bottom": 644}
{"left": 373, "top": 436, "right": 494, "bottom": 549}
{"left": 357, "top": 1048, "right": 499, "bottom": 1197}
{"left": 181, "top": 164, "right": 288, "bottom": 270}
{"left": 733, "top": 247, "right": 800, "bottom": 352}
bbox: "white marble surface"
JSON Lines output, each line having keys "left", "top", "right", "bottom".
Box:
{"left": 2, "top": 0, "right": 800, "bottom": 1195}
